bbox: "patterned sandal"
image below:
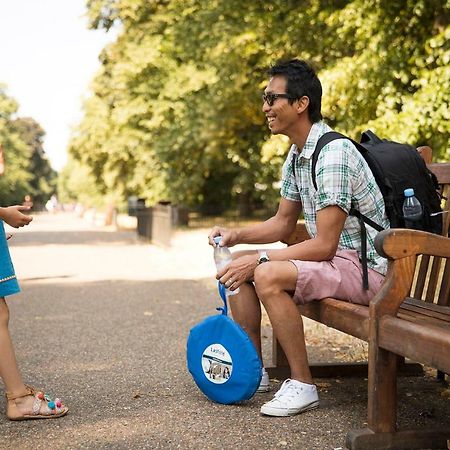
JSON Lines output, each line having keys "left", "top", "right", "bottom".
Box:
{"left": 6, "top": 385, "right": 69, "bottom": 421}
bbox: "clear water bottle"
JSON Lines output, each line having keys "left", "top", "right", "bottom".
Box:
{"left": 402, "top": 188, "right": 423, "bottom": 229}
{"left": 213, "top": 236, "right": 239, "bottom": 296}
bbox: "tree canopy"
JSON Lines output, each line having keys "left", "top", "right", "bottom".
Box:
{"left": 0, "top": 86, "right": 57, "bottom": 207}
{"left": 67, "top": 0, "right": 449, "bottom": 213}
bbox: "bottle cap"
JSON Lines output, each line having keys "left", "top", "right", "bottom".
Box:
{"left": 404, "top": 188, "right": 415, "bottom": 197}
{"left": 213, "top": 236, "right": 222, "bottom": 245}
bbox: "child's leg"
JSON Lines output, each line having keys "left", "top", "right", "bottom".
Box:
{"left": 0, "top": 297, "right": 68, "bottom": 419}
{"left": 0, "top": 297, "right": 26, "bottom": 393}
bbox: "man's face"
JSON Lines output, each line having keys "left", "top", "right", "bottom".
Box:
{"left": 262, "top": 76, "right": 299, "bottom": 137}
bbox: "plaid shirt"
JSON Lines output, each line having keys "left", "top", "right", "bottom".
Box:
{"left": 280, "top": 121, "right": 388, "bottom": 275}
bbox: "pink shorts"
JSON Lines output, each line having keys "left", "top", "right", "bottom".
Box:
{"left": 289, "top": 249, "right": 385, "bottom": 306}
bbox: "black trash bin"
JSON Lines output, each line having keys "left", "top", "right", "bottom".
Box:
{"left": 128, "top": 196, "right": 146, "bottom": 217}
{"left": 152, "top": 204, "right": 172, "bottom": 245}
{"left": 171, "top": 205, "right": 189, "bottom": 226}
{"left": 136, "top": 207, "right": 153, "bottom": 239}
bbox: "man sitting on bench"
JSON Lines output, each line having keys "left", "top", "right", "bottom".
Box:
{"left": 207, "top": 59, "right": 388, "bottom": 417}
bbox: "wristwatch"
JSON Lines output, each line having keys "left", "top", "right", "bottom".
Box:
{"left": 257, "top": 251, "right": 270, "bottom": 265}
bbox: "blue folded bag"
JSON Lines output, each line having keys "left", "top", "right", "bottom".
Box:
{"left": 186, "top": 282, "right": 262, "bottom": 404}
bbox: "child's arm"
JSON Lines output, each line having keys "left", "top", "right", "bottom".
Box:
{"left": 0, "top": 206, "right": 33, "bottom": 228}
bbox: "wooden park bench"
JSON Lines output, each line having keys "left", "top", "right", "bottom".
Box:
{"left": 267, "top": 149, "right": 450, "bottom": 449}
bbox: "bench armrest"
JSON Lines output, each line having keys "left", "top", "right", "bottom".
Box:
{"left": 375, "top": 228, "right": 450, "bottom": 260}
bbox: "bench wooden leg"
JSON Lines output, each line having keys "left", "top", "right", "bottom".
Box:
{"left": 368, "top": 346, "right": 398, "bottom": 432}
{"left": 266, "top": 336, "right": 423, "bottom": 379}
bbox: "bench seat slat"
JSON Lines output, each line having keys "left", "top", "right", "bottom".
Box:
{"left": 397, "top": 311, "right": 450, "bottom": 332}
{"left": 298, "top": 299, "right": 369, "bottom": 342}
{"left": 379, "top": 315, "right": 450, "bottom": 374}
{"left": 401, "top": 298, "right": 450, "bottom": 323}
{"left": 299, "top": 298, "right": 450, "bottom": 342}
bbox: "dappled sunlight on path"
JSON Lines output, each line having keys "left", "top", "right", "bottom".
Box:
{"left": 6, "top": 213, "right": 210, "bottom": 284}
{"left": 7, "top": 212, "right": 284, "bottom": 284}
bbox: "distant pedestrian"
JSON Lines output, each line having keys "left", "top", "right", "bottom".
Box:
{"left": 0, "top": 205, "right": 68, "bottom": 421}
{"left": 45, "top": 194, "right": 58, "bottom": 213}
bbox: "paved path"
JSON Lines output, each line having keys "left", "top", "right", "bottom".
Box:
{"left": 0, "top": 213, "right": 448, "bottom": 449}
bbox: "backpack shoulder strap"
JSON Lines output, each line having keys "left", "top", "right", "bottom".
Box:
{"left": 311, "top": 131, "right": 347, "bottom": 190}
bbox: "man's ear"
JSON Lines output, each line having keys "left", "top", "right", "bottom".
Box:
{"left": 296, "top": 96, "right": 310, "bottom": 114}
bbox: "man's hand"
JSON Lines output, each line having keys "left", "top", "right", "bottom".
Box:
{"left": 0, "top": 206, "right": 33, "bottom": 228}
{"left": 216, "top": 253, "right": 259, "bottom": 291}
{"left": 208, "top": 226, "right": 239, "bottom": 248}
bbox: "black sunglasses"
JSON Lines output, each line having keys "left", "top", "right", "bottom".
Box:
{"left": 262, "top": 92, "right": 298, "bottom": 106}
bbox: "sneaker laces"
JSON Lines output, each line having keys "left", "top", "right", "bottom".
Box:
{"left": 274, "top": 379, "right": 303, "bottom": 400}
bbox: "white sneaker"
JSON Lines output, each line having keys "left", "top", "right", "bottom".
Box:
{"left": 256, "top": 369, "right": 270, "bottom": 393}
{"left": 260, "top": 379, "right": 319, "bottom": 417}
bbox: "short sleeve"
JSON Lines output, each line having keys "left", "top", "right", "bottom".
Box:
{"left": 280, "top": 147, "right": 301, "bottom": 202}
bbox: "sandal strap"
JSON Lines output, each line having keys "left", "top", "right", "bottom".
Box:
{"left": 5, "top": 385, "right": 36, "bottom": 401}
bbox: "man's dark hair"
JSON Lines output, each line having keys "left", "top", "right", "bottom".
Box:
{"left": 268, "top": 59, "right": 322, "bottom": 123}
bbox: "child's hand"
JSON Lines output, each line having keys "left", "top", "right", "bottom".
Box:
{"left": 1, "top": 206, "right": 33, "bottom": 228}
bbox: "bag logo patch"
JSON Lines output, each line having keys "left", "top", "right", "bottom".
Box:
{"left": 202, "top": 344, "right": 233, "bottom": 384}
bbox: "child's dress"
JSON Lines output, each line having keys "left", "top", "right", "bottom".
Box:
{"left": 0, "top": 220, "right": 20, "bottom": 297}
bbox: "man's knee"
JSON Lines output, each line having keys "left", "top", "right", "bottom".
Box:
{"left": 0, "top": 299, "right": 10, "bottom": 327}
{"left": 254, "top": 263, "right": 281, "bottom": 299}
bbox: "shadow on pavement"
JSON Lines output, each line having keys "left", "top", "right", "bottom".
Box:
{"left": 0, "top": 278, "right": 448, "bottom": 449}
{"left": 8, "top": 230, "right": 139, "bottom": 247}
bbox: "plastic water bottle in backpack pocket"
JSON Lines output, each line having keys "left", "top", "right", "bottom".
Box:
{"left": 402, "top": 188, "right": 423, "bottom": 230}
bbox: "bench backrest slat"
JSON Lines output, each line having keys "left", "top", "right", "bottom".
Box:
{"left": 410, "top": 159, "right": 450, "bottom": 307}
{"left": 425, "top": 257, "right": 443, "bottom": 303}
{"left": 438, "top": 260, "right": 450, "bottom": 306}
{"left": 428, "top": 162, "right": 450, "bottom": 185}
{"left": 412, "top": 255, "right": 430, "bottom": 299}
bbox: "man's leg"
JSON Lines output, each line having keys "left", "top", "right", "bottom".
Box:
{"left": 227, "top": 250, "right": 263, "bottom": 358}
{"left": 254, "top": 261, "right": 312, "bottom": 383}
{"left": 254, "top": 262, "right": 319, "bottom": 416}
{"left": 228, "top": 280, "right": 263, "bottom": 359}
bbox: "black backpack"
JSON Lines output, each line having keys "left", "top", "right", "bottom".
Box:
{"left": 311, "top": 130, "right": 443, "bottom": 289}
